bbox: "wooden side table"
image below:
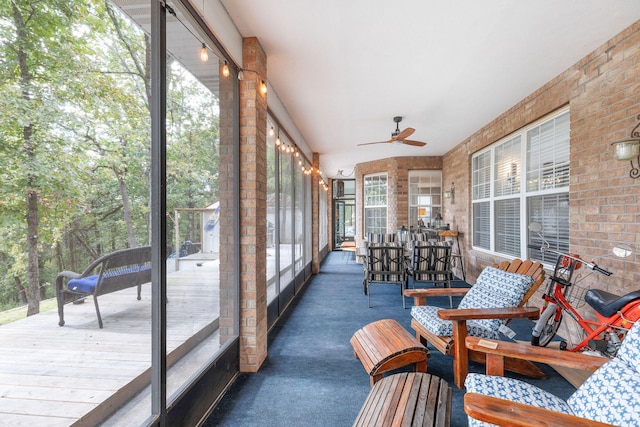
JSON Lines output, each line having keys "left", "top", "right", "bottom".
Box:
{"left": 353, "top": 372, "right": 452, "bottom": 427}
{"left": 350, "top": 318, "right": 430, "bottom": 386}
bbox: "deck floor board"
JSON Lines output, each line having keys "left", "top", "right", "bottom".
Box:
{"left": 0, "top": 258, "right": 220, "bottom": 425}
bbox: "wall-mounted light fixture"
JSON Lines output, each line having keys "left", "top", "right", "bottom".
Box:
{"left": 611, "top": 114, "right": 640, "bottom": 179}
{"left": 444, "top": 182, "right": 455, "bottom": 204}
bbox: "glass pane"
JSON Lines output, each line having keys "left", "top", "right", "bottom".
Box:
{"left": 473, "top": 202, "right": 491, "bottom": 249}
{"left": 528, "top": 193, "right": 570, "bottom": 264}
{"left": 495, "top": 198, "right": 520, "bottom": 256}
{"left": 472, "top": 151, "right": 491, "bottom": 199}
{"left": 527, "top": 111, "right": 570, "bottom": 191}
{"left": 408, "top": 170, "right": 442, "bottom": 229}
{"left": 364, "top": 174, "right": 387, "bottom": 234}
{"left": 266, "top": 120, "right": 278, "bottom": 304}
{"left": 494, "top": 136, "right": 521, "bottom": 197}
{"left": 279, "top": 140, "right": 293, "bottom": 283}
{"left": 294, "top": 165, "right": 304, "bottom": 273}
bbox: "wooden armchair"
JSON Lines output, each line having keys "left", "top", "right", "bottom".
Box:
{"left": 463, "top": 324, "right": 640, "bottom": 426}
{"left": 404, "top": 259, "right": 546, "bottom": 388}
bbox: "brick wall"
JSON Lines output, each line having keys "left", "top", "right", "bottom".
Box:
{"left": 443, "top": 21, "right": 640, "bottom": 307}
{"left": 238, "top": 37, "right": 268, "bottom": 372}
{"left": 354, "top": 156, "right": 442, "bottom": 248}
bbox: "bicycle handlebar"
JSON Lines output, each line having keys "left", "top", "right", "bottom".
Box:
{"left": 593, "top": 265, "right": 613, "bottom": 276}
{"left": 528, "top": 243, "right": 613, "bottom": 276}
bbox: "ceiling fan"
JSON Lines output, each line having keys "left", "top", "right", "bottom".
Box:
{"left": 358, "top": 116, "right": 427, "bottom": 147}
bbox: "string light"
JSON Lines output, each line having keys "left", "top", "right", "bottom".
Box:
{"left": 222, "top": 61, "right": 230, "bottom": 77}
{"left": 200, "top": 42, "right": 208, "bottom": 62}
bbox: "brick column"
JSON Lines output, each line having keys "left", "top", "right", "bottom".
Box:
{"left": 238, "top": 37, "right": 267, "bottom": 372}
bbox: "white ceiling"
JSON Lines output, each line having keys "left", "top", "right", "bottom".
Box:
{"left": 219, "top": 1, "right": 640, "bottom": 179}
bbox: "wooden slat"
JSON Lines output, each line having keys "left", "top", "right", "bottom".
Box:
{"left": 353, "top": 372, "right": 452, "bottom": 427}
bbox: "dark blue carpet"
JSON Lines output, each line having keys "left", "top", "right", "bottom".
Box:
{"left": 203, "top": 252, "right": 575, "bottom": 426}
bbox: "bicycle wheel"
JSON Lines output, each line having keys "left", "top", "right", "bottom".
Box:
{"left": 531, "top": 311, "right": 563, "bottom": 347}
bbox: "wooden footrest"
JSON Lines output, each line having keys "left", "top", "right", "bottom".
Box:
{"left": 351, "top": 319, "right": 430, "bottom": 386}
{"left": 353, "top": 372, "right": 451, "bottom": 427}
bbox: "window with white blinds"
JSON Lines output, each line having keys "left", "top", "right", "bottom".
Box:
{"left": 471, "top": 108, "right": 570, "bottom": 261}
{"left": 364, "top": 173, "right": 388, "bottom": 234}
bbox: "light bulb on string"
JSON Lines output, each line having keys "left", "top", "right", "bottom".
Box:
{"left": 222, "top": 61, "right": 230, "bottom": 77}
{"left": 200, "top": 43, "right": 208, "bottom": 62}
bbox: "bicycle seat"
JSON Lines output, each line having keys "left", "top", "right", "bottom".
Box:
{"left": 585, "top": 289, "right": 640, "bottom": 318}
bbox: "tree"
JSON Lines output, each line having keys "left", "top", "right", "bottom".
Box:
{"left": 0, "top": 0, "right": 90, "bottom": 315}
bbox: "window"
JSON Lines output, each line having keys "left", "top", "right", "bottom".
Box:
{"left": 364, "top": 173, "right": 388, "bottom": 234}
{"left": 472, "top": 109, "right": 570, "bottom": 262}
{"left": 408, "top": 171, "right": 442, "bottom": 229}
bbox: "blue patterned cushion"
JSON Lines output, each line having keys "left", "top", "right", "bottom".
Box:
{"left": 466, "top": 322, "right": 640, "bottom": 427}
{"left": 410, "top": 266, "right": 534, "bottom": 339}
{"left": 457, "top": 266, "right": 534, "bottom": 333}
{"left": 410, "top": 305, "right": 501, "bottom": 339}
{"left": 465, "top": 373, "right": 573, "bottom": 427}
{"left": 567, "top": 358, "right": 640, "bottom": 426}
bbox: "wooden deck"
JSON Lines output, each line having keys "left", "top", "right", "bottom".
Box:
{"left": 0, "top": 258, "right": 221, "bottom": 426}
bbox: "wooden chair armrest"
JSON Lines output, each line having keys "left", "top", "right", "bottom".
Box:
{"left": 464, "top": 393, "right": 615, "bottom": 427}
{"left": 404, "top": 288, "right": 470, "bottom": 306}
{"left": 465, "top": 336, "right": 607, "bottom": 372}
{"left": 438, "top": 306, "right": 540, "bottom": 321}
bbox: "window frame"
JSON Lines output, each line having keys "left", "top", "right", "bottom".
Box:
{"left": 363, "top": 173, "right": 388, "bottom": 235}
{"left": 471, "top": 107, "right": 570, "bottom": 262}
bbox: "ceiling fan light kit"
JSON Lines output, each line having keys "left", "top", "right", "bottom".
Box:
{"left": 358, "top": 116, "right": 427, "bottom": 147}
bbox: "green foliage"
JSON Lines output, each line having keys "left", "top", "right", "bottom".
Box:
{"left": 0, "top": 0, "right": 221, "bottom": 309}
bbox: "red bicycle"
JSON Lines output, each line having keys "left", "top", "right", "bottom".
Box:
{"left": 528, "top": 222, "right": 640, "bottom": 357}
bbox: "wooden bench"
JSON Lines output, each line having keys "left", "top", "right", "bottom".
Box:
{"left": 55, "top": 246, "right": 152, "bottom": 328}
{"left": 351, "top": 318, "right": 430, "bottom": 386}
{"left": 353, "top": 372, "right": 451, "bottom": 427}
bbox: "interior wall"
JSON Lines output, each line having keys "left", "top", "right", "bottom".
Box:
{"left": 354, "top": 156, "right": 442, "bottom": 249}
{"left": 443, "top": 21, "right": 640, "bottom": 297}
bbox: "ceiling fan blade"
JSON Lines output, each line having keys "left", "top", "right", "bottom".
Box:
{"left": 395, "top": 127, "right": 415, "bottom": 141}
{"left": 357, "top": 141, "right": 393, "bottom": 146}
{"left": 402, "top": 139, "right": 427, "bottom": 147}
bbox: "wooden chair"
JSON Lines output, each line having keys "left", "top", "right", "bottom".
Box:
{"left": 463, "top": 320, "right": 640, "bottom": 426}
{"left": 404, "top": 259, "right": 546, "bottom": 388}
{"left": 363, "top": 242, "right": 407, "bottom": 308}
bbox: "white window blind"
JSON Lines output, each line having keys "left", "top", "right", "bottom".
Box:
{"left": 527, "top": 112, "right": 570, "bottom": 191}
{"left": 471, "top": 108, "right": 570, "bottom": 261}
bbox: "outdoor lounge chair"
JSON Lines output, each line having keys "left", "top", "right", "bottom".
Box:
{"left": 404, "top": 259, "right": 546, "bottom": 388}
{"left": 464, "top": 320, "right": 640, "bottom": 426}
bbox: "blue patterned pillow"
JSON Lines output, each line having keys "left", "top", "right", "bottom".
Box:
{"left": 457, "top": 266, "right": 534, "bottom": 333}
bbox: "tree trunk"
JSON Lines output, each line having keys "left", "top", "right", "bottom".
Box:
{"left": 116, "top": 171, "right": 137, "bottom": 248}
{"left": 13, "top": 2, "right": 40, "bottom": 316}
